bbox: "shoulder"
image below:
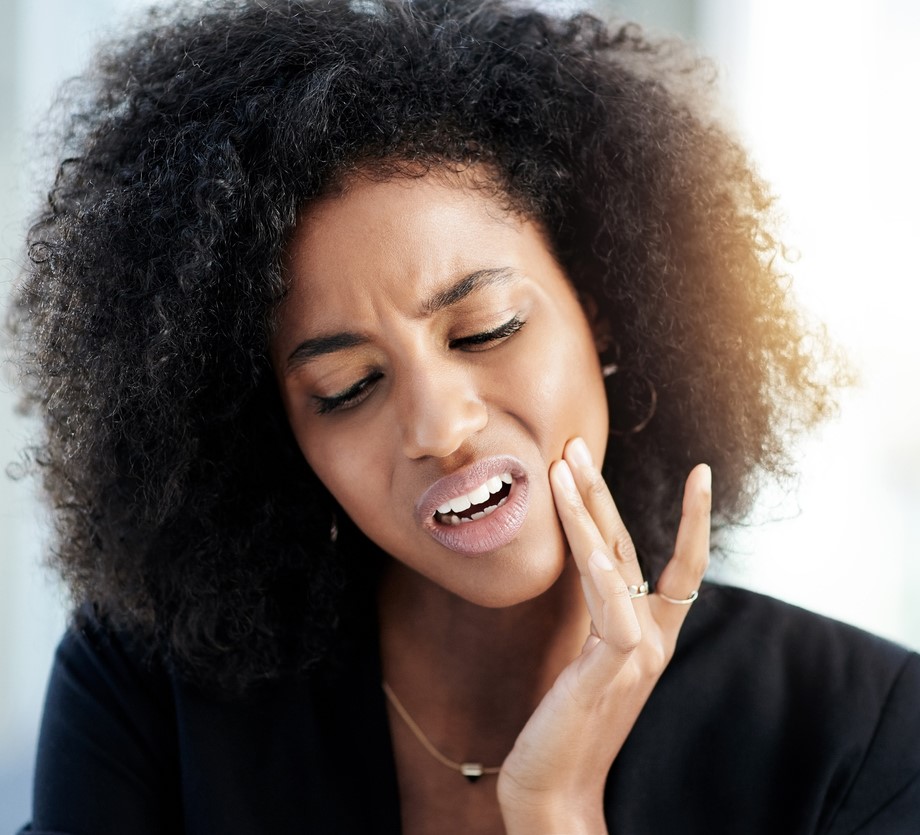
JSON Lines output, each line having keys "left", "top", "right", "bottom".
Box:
{"left": 33, "top": 603, "right": 398, "bottom": 833}
{"left": 31, "top": 604, "right": 181, "bottom": 834}
{"left": 45, "top": 602, "right": 175, "bottom": 727}
{"left": 672, "top": 584, "right": 920, "bottom": 754}
{"left": 621, "top": 583, "right": 920, "bottom": 832}
{"left": 683, "top": 583, "right": 917, "bottom": 683}
{"left": 678, "top": 585, "right": 920, "bottom": 708}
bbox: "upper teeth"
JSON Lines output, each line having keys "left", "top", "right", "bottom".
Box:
{"left": 436, "top": 473, "right": 512, "bottom": 515}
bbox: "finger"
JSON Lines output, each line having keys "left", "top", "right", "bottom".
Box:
{"left": 650, "top": 463, "right": 712, "bottom": 630}
{"left": 580, "top": 573, "right": 604, "bottom": 632}
{"left": 550, "top": 459, "right": 609, "bottom": 624}
{"left": 578, "top": 551, "right": 639, "bottom": 638}
{"left": 575, "top": 551, "right": 643, "bottom": 691}
{"left": 551, "top": 454, "right": 649, "bottom": 632}
{"left": 549, "top": 458, "right": 608, "bottom": 578}
{"left": 564, "top": 437, "right": 644, "bottom": 588}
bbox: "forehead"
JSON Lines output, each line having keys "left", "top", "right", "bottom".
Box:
{"left": 296, "top": 168, "right": 525, "bottom": 256}
{"left": 278, "top": 170, "right": 552, "bottom": 324}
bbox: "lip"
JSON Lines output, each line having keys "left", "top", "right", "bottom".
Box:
{"left": 416, "top": 455, "right": 530, "bottom": 555}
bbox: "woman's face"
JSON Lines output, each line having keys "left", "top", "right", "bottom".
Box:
{"left": 271, "top": 170, "right": 609, "bottom": 607}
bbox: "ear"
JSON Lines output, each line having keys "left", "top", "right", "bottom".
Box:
{"left": 579, "top": 292, "right": 613, "bottom": 353}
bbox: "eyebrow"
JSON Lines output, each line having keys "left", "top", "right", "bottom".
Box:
{"left": 284, "top": 267, "right": 517, "bottom": 372}
{"left": 422, "top": 267, "right": 515, "bottom": 315}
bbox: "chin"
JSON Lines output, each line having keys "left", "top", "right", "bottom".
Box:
{"left": 449, "top": 550, "right": 569, "bottom": 610}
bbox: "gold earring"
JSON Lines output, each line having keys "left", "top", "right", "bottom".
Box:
{"left": 600, "top": 358, "right": 657, "bottom": 435}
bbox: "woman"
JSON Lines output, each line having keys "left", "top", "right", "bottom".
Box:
{"left": 11, "top": 0, "right": 919, "bottom": 832}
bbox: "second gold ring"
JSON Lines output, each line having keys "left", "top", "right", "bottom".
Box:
{"left": 627, "top": 580, "right": 650, "bottom": 599}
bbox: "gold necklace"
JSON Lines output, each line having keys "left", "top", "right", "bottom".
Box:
{"left": 381, "top": 681, "right": 503, "bottom": 783}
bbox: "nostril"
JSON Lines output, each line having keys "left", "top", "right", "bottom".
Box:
{"left": 401, "top": 389, "right": 488, "bottom": 460}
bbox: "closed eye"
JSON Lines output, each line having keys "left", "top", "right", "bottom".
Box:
{"left": 449, "top": 316, "right": 525, "bottom": 350}
{"left": 311, "top": 317, "right": 524, "bottom": 414}
{"left": 313, "top": 371, "right": 383, "bottom": 415}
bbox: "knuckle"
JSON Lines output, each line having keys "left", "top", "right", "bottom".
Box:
{"left": 597, "top": 592, "right": 643, "bottom": 655}
{"left": 567, "top": 499, "right": 593, "bottom": 526}
{"left": 648, "top": 642, "right": 670, "bottom": 671}
{"left": 586, "top": 471, "right": 610, "bottom": 501}
{"left": 688, "top": 548, "right": 711, "bottom": 577}
{"left": 614, "top": 533, "right": 638, "bottom": 564}
{"left": 618, "top": 622, "right": 643, "bottom": 654}
{"left": 610, "top": 580, "right": 632, "bottom": 603}
{"left": 687, "top": 499, "right": 712, "bottom": 522}
{"left": 634, "top": 643, "right": 668, "bottom": 679}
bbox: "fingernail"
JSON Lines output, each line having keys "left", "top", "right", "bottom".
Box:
{"left": 555, "top": 460, "right": 576, "bottom": 492}
{"left": 568, "top": 437, "right": 593, "bottom": 469}
{"left": 700, "top": 464, "right": 712, "bottom": 493}
{"left": 589, "top": 550, "right": 614, "bottom": 572}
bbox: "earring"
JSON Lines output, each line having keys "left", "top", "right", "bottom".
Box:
{"left": 600, "top": 353, "right": 657, "bottom": 436}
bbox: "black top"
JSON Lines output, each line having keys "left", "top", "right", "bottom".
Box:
{"left": 19, "top": 585, "right": 920, "bottom": 834}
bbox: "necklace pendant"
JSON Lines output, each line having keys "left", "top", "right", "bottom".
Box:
{"left": 460, "top": 763, "right": 484, "bottom": 783}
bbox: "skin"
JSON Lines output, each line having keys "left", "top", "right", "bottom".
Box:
{"left": 271, "top": 169, "right": 711, "bottom": 834}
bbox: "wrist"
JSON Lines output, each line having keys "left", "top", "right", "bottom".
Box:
{"left": 497, "top": 780, "right": 607, "bottom": 835}
{"left": 500, "top": 805, "right": 607, "bottom": 835}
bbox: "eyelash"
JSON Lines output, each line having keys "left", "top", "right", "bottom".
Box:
{"left": 312, "top": 316, "right": 526, "bottom": 415}
{"left": 314, "top": 371, "right": 384, "bottom": 415}
{"left": 448, "top": 315, "right": 525, "bottom": 350}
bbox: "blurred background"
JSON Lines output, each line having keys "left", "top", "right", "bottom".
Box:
{"left": 1, "top": 0, "right": 918, "bottom": 827}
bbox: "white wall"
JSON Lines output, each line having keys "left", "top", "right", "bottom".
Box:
{"left": 698, "top": 0, "right": 920, "bottom": 650}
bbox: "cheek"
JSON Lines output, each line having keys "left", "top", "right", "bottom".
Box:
{"left": 576, "top": 355, "right": 610, "bottom": 463}
{"left": 506, "top": 325, "right": 608, "bottom": 460}
{"left": 301, "top": 428, "right": 394, "bottom": 528}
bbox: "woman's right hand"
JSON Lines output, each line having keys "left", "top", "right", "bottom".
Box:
{"left": 497, "top": 437, "right": 711, "bottom": 834}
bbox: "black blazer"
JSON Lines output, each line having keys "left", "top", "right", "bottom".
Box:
{"left": 20, "top": 585, "right": 920, "bottom": 834}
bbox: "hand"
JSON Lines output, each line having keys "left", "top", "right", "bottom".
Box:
{"left": 497, "top": 437, "right": 711, "bottom": 834}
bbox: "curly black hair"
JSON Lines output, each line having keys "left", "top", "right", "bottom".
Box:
{"left": 9, "top": 0, "right": 836, "bottom": 692}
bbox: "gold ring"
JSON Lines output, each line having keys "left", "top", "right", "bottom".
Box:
{"left": 657, "top": 589, "right": 699, "bottom": 605}
{"left": 627, "top": 581, "right": 649, "bottom": 599}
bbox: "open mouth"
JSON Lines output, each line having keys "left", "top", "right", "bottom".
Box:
{"left": 418, "top": 456, "right": 529, "bottom": 555}
{"left": 433, "top": 473, "right": 513, "bottom": 526}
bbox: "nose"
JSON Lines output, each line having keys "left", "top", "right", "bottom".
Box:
{"left": 399, "top": 365, "right": 488, "bottom": 460}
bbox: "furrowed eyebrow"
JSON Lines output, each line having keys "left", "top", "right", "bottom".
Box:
{"left": 285, "top": 332, "right": 367, "bottom": 371}
{"left": 422, "top": 267, "right": 516, "bottom": 315}
{"left": 284, "top": 266, "right": 518, "bottom": 372}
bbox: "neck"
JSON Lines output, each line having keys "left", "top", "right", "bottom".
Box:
{"left": 377, "top": 557, "right": 589, "bottom": 764}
